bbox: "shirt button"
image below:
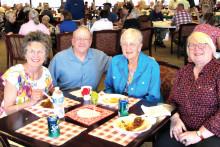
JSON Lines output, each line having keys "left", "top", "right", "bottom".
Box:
{"left": 113, "top": 76, "right": 115, "bottom": 79}
{"left": 199, "top": 86, "right": 201, "bottom": 88}
{"left": 210, "top": 88, "right": 213, "bottom": 90}
{"left": 131, "top": 88, "right": 134, "bottom": 90}
{"left": 142, "top": 82, "right": 145, "bottom": 84}
{"left": 185, "top": 94, "right": 187, "bottom": 96}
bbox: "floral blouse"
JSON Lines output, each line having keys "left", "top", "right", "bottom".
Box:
{"left": 1, "top": 64, "right": 53, "bottom": 117}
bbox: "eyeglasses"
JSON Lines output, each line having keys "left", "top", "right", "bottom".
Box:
{"left": 27, "top": 49, "right": 45, "bottom": 56}
{"left": 121, "top": 42, "right": 139, "bottom": 48}
{"left": 73, "top": 38, "right": 91, "bottom": 41}
{"left": 188, "top": 43, "right": 208, "bottom": 50}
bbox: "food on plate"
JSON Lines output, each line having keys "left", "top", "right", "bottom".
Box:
{"left": 102, "top": 97, "right": 119, "bottom": 104}
{"left": 40, "top": 98, "right": 54, "bottom": 109}
{"left": 117, "top": 117, "right": 150, "bottom": 132}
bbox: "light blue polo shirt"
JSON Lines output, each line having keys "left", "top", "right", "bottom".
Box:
{"left": 49, "top": 47, "right": 112, "bottom": 91}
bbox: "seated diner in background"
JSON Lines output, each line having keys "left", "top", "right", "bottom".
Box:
{"left": 56, "top": 10, "right": 78, "bottom": 34}
{"left": 198, "top": 4, "right": 212, "bottom": 24}
{"left": 42, "top": 15, "right": 54, "bottom": 34}
{"left": 90, "top": 10, "right": 113, "bottom": 35}
{"left": 4, "top": 11, "right": 21, "bottom": 35}
{"left": 155, "top": 32, "right": 220, "bottom": 147}
{"left": 19, "top": 10, "right": 50, "bottom": 35}
{"left": 0, "top": 31, "right": 53, "bottom": 118}
{"left": 122, "top": 9, "right": 140, "bottom": 30}
{"left": 171, "top": 3, "right": 192, "bottom": 31}
{"left": 104, "top": 28, "right": 162, "bottom": 103}
{"left": 149, "top": 4, "right": 167, "bottom": 47}
{"left": 49, "top": 27, "right": 112, "bottom": 91}
{"left": 193, "top": 13, "right": 220, "bottom": 50}
{"left": 114, "top": 4, "right": 133, "bottom": 28}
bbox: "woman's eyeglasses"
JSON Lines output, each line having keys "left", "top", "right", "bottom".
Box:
{"left": 188, "top": 43, "right": 208, "bottom": 50}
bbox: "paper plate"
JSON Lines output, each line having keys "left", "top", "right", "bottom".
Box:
{"left": 113, "top": 116, "right": 152, "bottom": 134}
{"left": 98, "top": 94, "right": 127, "bottom": 105}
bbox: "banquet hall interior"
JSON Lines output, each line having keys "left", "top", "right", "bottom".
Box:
{"left": 0, "top": 0, "right": 220, "bottom": 147}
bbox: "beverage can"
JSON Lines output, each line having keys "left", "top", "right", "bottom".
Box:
{"left": 47, "top": 114, "right": 60, "bottom": 138}
{"left": 118, "top": 98, "right": 129, "bottom": 117}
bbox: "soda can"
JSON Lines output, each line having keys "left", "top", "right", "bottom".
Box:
{"left": 47, "top": 114, "right": 60, "bottom": 138}
{"left": 118, "top": 98, "right": 129, "bottom": 117}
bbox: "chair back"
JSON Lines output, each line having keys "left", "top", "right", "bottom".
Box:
{"left": 1, "top": 30, "right": 10, "bottom": 68}
{"left": 0, "top": 71, "right": 5, "bottom": 104}
{"left": 91, "top": 29, "right": 121, "bottom": 56}
{"left": 178, "top": 23, "right": 197, "bottom": 42}
{"left": 139, "top": 21, "right": 153, "bottom": 29}
{"left": 157, "top": 61, "right": 180, "bottom": 102}
{"left": 138, "top": 15, "right": 149, "bottom": 22}
{"left": 140, "top": 28, "right": 153, "bottom": 56}
{"left": 6, "top": 34, "right": 25, "bottom": 66}
{"left": 56, "top": 32, "right": 73, "bottom": 53}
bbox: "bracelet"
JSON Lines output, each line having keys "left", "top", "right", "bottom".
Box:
{"left": 16, "top": 104, "right": 19, "bottom": 111}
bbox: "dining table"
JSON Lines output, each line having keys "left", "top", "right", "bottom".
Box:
{"left": 0, "top": 90, "right": 177, "bottom": 147}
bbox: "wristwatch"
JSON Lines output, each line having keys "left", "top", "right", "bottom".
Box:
{"left": 196, "top": 130, "right": 204, "bottom": 140}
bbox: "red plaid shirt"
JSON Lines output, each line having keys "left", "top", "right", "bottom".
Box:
{"left": 171, "top": 10, "right": 192, "bottom": 31}
{"left": 166, "top": 59, "right": 220, "bottom": 137}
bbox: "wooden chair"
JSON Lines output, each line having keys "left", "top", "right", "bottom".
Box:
{"left": 138, "top": 15, "right": 149, "bottom": 22}
{"left": 140, "top": 27, "right": 153, "bottom": 56}
{"left": 157, "top": 61, "right": 180, "bottom": 102}
{"left": 0, "top": 71, "right": 4, "bottom": 104}
{"left": 6, "top": 34, "right": 25, "bottom": 67}
{"left": 1, "top": 29, "right": 10, "bottom": 69}
{"left": 91, "top": 29, "right": 121, "bottom": 56}
{"left": 139, "top": 21, "right": 153, "bottom": 29}
{"left": 171, "top": 23, "right": 197, "bottom": 58}
{"left": 56, "top": 32, "right": 73, "bottom": 53}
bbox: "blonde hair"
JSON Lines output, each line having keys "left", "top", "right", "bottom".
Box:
{"left": 187, "top": 32, "right": 216, "bottom": 58}
{"left": 120, "top": 28, "right": 143, "bottom": 44}
{"left": 29, "top": 10, "right": 39, "bottom": 24}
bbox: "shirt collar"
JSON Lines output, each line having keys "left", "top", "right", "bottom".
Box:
{"left": 67, "top": 47, "right": 93, "bottom": 62}
{"left": 178, "top": 9, "right": 185, "bottom": 12}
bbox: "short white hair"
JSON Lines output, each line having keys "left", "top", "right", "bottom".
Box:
{"left": 120, "top": 28, "right": 143, "bottom": 44}
{"left": 187, "top": 32, "right": 216, "bottom": 58}
{"left": 129, "top": 9, "right": 140, "bottom": 19}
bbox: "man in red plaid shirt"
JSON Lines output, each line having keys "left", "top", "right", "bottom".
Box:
{"left": 171, "top": 3, "right": 192, "bottom": 31}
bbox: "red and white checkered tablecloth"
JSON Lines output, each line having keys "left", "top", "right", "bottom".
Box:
{"left": 16, "top": 117, "right": 87, "bottom": 146}
{"left": 98, "top": 97, "right": 141, "bottom": 109}
{"left": 88, "top": 116, "right": 141, "bottom": 146}
{"left": 25, "top": 97, "right": 80, "bottom": 117}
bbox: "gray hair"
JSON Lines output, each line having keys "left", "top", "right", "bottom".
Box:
{"left": 44, "top": 4, "right": 49, "bottom": 10}
{"left": 129, "top": 9, "right": 140, "bottom": 19}
{"left": 120, "top": 28, "right": 143, "bottom": 44}
{"left": 202, "top": 4, "right": 211, "bottom": 13}
{"left": 42, "top": 15, "right": 50, "bottom": 21}
{"left": 29, "top": 10, "right": 39, "bottom": 25}
{"left": 23, "top": 31, "right": 51, "bottom": 58}
{"left": 187, "top": 32, "right": 216, "bottom": 58}
{"left": 5, "top": 11, "right": 14, "bottom": 20}
{"left": 154, "top": 4, "right": 161, "bottom": 10}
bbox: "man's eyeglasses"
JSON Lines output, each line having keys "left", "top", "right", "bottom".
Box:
{"left": 188, "top": 43, "right": 208, "bottom": 50}
{"left": 73, "top": 38, "right": 91, "bottom": 41}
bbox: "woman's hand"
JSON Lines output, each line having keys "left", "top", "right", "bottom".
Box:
{"left": 179, "top": 131, "right": 201, "bottom": 146}
{"left": 29, "top": 89, "right": 44, "bottom": 106}
{"left": 170, "top": 116, "right": 187, "bottom": 141}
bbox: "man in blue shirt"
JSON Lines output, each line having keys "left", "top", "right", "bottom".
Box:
{"left": 64, "top": 0, "right": 85, "bottom": 24}
{"left": 103, "top": 3, "right": 117, "bottom": 23}
{"left": 49, "top": 27, "right": 112, "bottom": 91}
